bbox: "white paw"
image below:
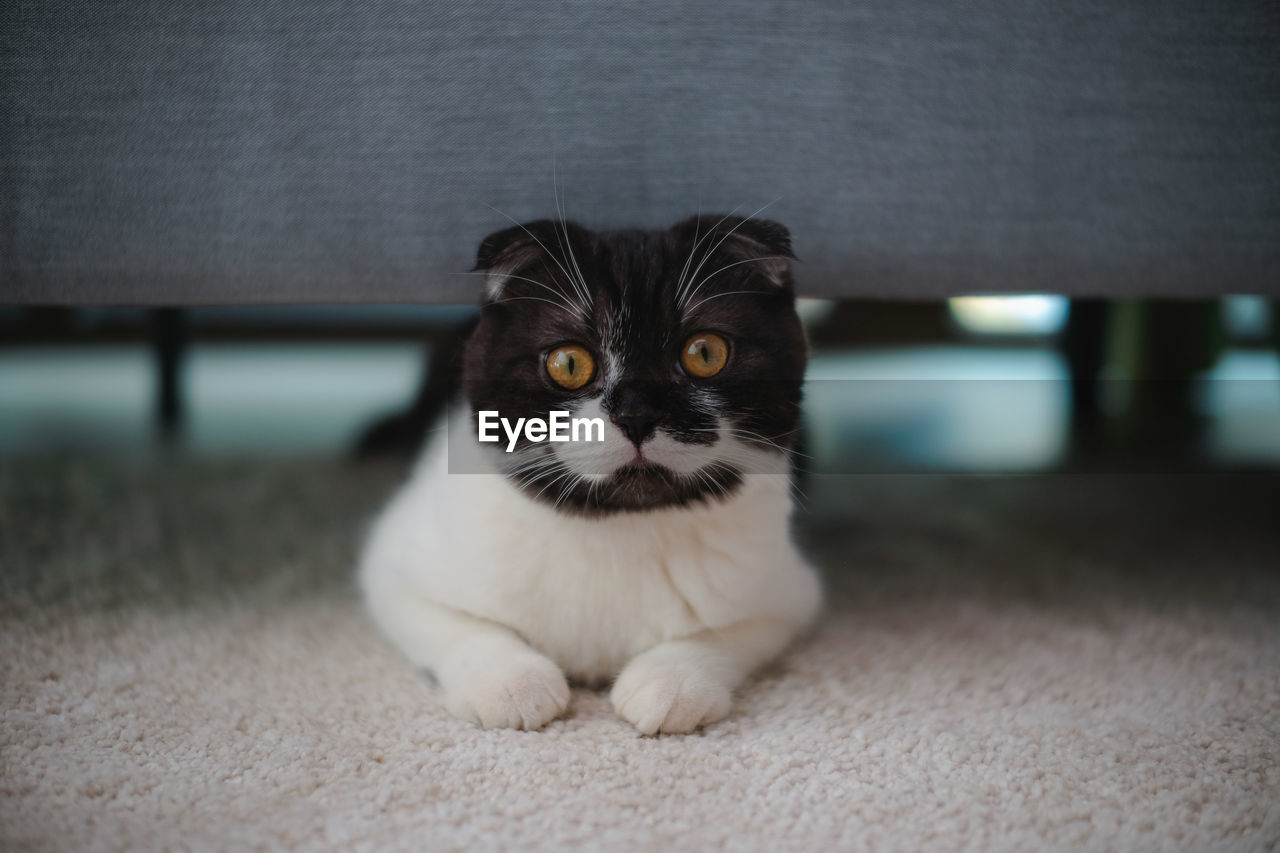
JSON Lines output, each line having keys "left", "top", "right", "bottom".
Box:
{"left": 440, "top": 642, "right": 570, "bottom": 730}
{"left": 611, "top": 656, "right": 732, "bottom": 735}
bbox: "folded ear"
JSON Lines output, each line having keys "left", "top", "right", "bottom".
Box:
{"left": 473, "top": 219, "right": 591, "bottom": 301}
{"left": 669, "top": 214, "right": 797, "bottom": 288}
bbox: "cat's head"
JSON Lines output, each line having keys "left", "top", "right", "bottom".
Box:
{"left": 461, "top": 213, "right": 807, "bottom": 515}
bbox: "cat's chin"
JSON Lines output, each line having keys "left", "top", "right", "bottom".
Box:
{"left": 514, "top": 460, "right": 744, "bottom": 516}
{"left": 615, "top": 458, "right": 668, "bottom": 476}
{"left": 605, "top": 459, "right": 686, "bottom": 500}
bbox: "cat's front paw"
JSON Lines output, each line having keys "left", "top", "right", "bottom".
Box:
{"left": 441, "top": 645, "right": 570, "bottom": 731}
{"left": 611, "top": 656, "right": 732, "bottom": 735}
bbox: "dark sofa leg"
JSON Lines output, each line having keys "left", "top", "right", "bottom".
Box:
{"left": 1063, "top": 299, "right": 1109, "bottom": 434}
{"left": 1122, "top": 300, "right": 1220, "bottom": 460}
{"left": 152, "top": 307, "right": 186, "bottom": 442}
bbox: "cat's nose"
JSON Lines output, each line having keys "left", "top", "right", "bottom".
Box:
{"left": 614, "top": 413, "right": 658, "bottom": 446}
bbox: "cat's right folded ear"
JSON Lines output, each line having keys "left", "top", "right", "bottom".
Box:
{"left": 473, "top": 220, "right": 586, "bottom": 302}
{"left": 473, "top": 224, "right": 533, "bottom": 272}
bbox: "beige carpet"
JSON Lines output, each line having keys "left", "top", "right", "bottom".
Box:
{"left": 2, "top": 458, "right": 1278, "bottom": 851}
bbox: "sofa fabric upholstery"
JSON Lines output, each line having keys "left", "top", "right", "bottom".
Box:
{"left": 3, "top": 1, "right": 1277, "bottom": 304}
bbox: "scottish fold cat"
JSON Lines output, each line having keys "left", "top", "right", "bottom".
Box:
{"left": 360, "top": 214, "right": 821, "bottom": 734}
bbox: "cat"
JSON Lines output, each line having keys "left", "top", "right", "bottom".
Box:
{"left": 359, "top": 213, "right": 822, "bottom": 734}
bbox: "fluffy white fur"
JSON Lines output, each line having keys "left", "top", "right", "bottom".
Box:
{"left": 359, "top": 406, "right": 822, "bottom": 734}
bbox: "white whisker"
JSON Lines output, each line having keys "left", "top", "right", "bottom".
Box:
{"left": 681, "top": 257, "right": 789, "bottom": 312}
{"left": 679, "top": 197, "right": 781, "bottom": 309}
{"left": 486, "top": 295, "right": 586, "bottom": 318}
{"left": 674, "top": 205, "right": 745, "bottom": 307}
{"left": 685, "top": 288, "right": 781, "bottom": 314}
{"left": 672, "top": 206, "right": 706, "bottom": 307}
{"left": 452, "top": 271, "right": 588, "bottom": 319}
{"left": 484, "top": 203, "right": 592, "bottom": 314}
{"left": 552, "top": 160, "right": 595, "bottom": 315}
{"left": 553, "top": 472, "right": 584, "bottom": 509}
{"left": 686, "top": 424, "right": 807, "bottom": 459}
{"left": 532, "top": 467, "right": 578, "bottom": 503}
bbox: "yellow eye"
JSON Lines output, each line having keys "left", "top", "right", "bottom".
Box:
{"left": 546, "top": 344, "right": 596, "bottom": 389}
{"left": 681, "top": 333, "right": 729, "bottom": 378}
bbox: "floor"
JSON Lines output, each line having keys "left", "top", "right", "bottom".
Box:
{"left": 2, "top": 339, "right": 1278, "bottom": 848}
{"left": 1, "top": 457, "right": 1276, "bottom": 850}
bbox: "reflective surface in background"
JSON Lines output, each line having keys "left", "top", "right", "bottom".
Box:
{"left": 2, "top": 340, "right": 1277, "bottom": 471}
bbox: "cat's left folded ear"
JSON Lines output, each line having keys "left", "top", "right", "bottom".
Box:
{"left": 668, "top": 214, "right": 798, "bottom": 288}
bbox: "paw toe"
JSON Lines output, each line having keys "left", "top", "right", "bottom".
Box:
{"left": 447, "top": 654, "right": 570, "bottom": 730}
{"left": 612, "top": 663, "right": 730, "bottom": 735}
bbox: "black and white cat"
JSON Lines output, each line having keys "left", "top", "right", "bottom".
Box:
{"left": 359, "top": 214, "right": 822, "bottom": 734}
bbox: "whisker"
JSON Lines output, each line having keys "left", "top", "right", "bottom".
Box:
{"left": 484, "top": 203, "right": 591, "bottom": 313}
{"left": 678, "top": 198, "right": 780, "bottom": 309}
{"left": 553, "top": 472, "right": 584, "bottom": 509}
{"left": 685, "top": 424, "right": 810, "bottom": 459}
{"left": 487, "top": 295, "right": 586, "bottom": 319}
{"left": 451, "top": 271, "right": 588, "bottom": 319}
{"left": 532, "top": 467, "right": 577, "bottom": 503}
{"left": 674, "top": 205, "right": 745, "bottom": 307}
{"left": 583, "top": 472, "right": 602, "bottom": 508}
{"left": 733, "top": 436, "right": 812, "bottom": 461}
{"left": 504, "top": 454, "right": 563, "bottom": 480}
{"left": 505, "top": 453, "right": 561, "bottom": 473}
{"left": 705, "top": 462, "right": 735, "bottom": 498}
{"left": 681, "top": 256, "right": 789, "bottom": 312}
{"left": 787, "top": 478, "right": 811, "bottom": 510}
{"left": 672, "top": 205, "right": 706, "bottom": 307}
{"left": 511, "top": 464, "right": 561, "bottom": 488}
{"left": 686, "top": 288, "right": 779, "bottom": 315}
{"left": 684, "top": 464, "right": 716, "bottom": 496}
{"left": 552, "top": 160, "right": 595, "bottom": 314}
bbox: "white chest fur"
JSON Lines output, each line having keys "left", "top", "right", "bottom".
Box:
{"left": 359, "top": 411, "right": 821, "bottom": 683}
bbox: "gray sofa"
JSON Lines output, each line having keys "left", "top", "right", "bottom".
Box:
{"left": 3, "top": 1, "right": 1278, "bottom": 305}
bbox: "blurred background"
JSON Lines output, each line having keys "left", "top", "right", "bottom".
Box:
{"left": 3, "top": 296, "right": 1277, "bottom": 475}
{"left": 4, "top": 1, "right": 1278, "bottom": 480}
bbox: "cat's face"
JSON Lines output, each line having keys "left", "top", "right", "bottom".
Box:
{"left": 462, "top": 214, "right": 807, "bottom": 515}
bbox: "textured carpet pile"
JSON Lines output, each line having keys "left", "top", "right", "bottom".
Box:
{"left": 1, "top": 458, "right": 1277, "bottom": 850}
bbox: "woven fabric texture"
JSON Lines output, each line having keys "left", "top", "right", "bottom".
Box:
{"left": 3, "top": 1, "right": 1278, "bottom": 303}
